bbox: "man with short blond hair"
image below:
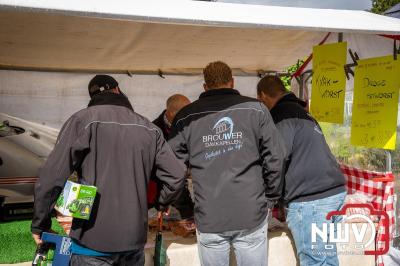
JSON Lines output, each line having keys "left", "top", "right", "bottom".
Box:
{"left": 202, "top": 61, "right": 233, "bottom": 89}
{"left": 168, "top": 61, "right": 286, "bottom": 266}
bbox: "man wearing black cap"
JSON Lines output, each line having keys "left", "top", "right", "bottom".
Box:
{"left": 31, "top": 75, "right": 186, "bottom": 265}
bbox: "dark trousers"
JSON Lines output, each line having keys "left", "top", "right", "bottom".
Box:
{"left": 70, "top": 249, "right": 145, "bottom": 266}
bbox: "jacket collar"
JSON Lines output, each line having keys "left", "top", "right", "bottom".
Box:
{"left": 163, "top": 112, "right": 172, "bottom": 129}
{"left": 274, "top": 93, "right": 307, "bottom": 109}
{"left": 155, "top": 109, "right": 171, "bottom": 129}
{"left": 88, "top": 92, "right": 133, "bottom": 111}
{"left": 199, "top": 88, "right": 240, "bottom": 99}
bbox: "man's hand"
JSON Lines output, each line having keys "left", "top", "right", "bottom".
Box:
{"left": 155, "top": 201, "right": 170, "bottom": 213}
{"left": 32, "top": 229, "right": 57, "bottom": 245}
{"left": 32, "top": 233, "right": 42, "bottom": 245}
{"left": 157, "top": 207, "right": 170, "bottom": 220}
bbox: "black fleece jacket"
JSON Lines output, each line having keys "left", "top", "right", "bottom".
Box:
{"left": 168, "top": 89, "right": 286, "bottom": 233}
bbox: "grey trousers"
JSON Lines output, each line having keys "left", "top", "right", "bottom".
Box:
{"left": 196, "top": 212, "right": 270, "bottom": 266}
{"left": 70, "top": 249, "right": 145, "bottom": 266}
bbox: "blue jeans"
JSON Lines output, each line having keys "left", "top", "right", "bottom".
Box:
{"left": 196, "top": 212, "right": 270, "bottom": 266}
{"left": 286, "top": 191, "right": 346, "bottom": 266}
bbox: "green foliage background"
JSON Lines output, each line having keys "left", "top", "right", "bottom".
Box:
{"left": 280, "top": 59, "right": 304, "bottom": 91}
{"left": 319, "top": 123, "right": 390, "bottom": 171}
{"left": 371, "top": 0, "right": 400, "bottom": 14}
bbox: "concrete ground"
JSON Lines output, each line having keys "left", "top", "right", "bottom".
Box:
{"left": 0, "top": 263, "right": 30, "bottom": 266}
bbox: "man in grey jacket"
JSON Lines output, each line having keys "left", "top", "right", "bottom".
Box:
{"left": 31, "top": 75, "right": 186, "bottom": 266}
{"left": 168, "top": 61, "right": 286, "bottom": 266}
{"left": 257, "top": 76, "right": 346, "bottom": 266}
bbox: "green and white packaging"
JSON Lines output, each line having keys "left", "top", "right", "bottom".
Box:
{"left": 55, "top": 180, "right": 97, "bottom": 220}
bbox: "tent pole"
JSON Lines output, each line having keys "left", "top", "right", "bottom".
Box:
{"left": 298, "top": 70, "right": 312, "bottom": 100}
{"left": 338, "top": 32, "right": 343, "bottom": 42}
{"left": 299, "top": 75, "right": 304, "bottom": 99}
{"left": 385, "top": 150, "right": 392, "bottom": 172}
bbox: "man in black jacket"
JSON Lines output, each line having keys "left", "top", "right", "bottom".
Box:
{"left": 257, "top": 76, "right": 346, "bottom": 266}
{"left": 31, "top": 75, "right": 186, "bottom": 266}
{"left": 168, "top": 62, "right": 286, "bottom": 266}
{"left": 151, "top": 94, "right": 194, "bottom": 221}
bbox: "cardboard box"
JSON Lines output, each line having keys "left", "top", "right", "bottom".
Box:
{"left": 55, "top": 180, "right": 97, "bottom": 220}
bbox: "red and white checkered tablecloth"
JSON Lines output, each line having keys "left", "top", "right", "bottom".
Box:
{"left": 341, "top": 164, "right": 396, "bottom": 266}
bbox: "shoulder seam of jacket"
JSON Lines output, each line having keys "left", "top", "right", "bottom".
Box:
{"left": 176, "top": 107, "right": 264, "bottom": 125}
{"left": 56, "top": 118, "right": 74, "bottom": 145}
{"left": 84, "top": 121, "right": 161, "bottom": 134}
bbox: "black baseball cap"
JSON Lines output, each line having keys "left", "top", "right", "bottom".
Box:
{"left": 88, "top": 75, "right": 119, "bottom": 98}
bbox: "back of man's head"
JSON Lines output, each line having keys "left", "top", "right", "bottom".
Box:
{"left": 257, "top": 75, "right": 287, "bottom": 98}
{"left": 167, "top": 94, "right": 190, "bottom": 113}
{"left": 166, "top": 94, "right": 191, "bottom": 122}
{"left": 203, "top": 61, "right": 233, "bottom": 90}
{"left": 88, "top": 75, "right": 119, "bottom": 98}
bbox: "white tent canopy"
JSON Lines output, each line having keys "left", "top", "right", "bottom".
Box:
{"left": 0, "top": 31, "right": 397, "bottom": 128}
{"left": 0, "top": 0, "right": 400, "bottom": 75}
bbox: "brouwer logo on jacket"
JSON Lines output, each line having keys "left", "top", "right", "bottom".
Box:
{"left": 203, "top": 116, "right": 243, "bottom": 160}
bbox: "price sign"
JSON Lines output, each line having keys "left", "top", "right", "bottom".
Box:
{"left": 311, "top": 42, "right": 347, "bottom": 124}
{"left": 351, "top": 56, "right": 400, "bottom": 150}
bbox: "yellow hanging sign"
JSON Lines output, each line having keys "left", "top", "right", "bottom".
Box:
{"left": 351, "top": 56, "right": 400, "bottom": 150}
{"left": 311, "top": 42, "right": 347, "bottom": 124}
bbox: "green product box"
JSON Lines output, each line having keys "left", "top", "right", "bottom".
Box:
{"left": 55, "top": 180, "right": 97, "bottom": 220}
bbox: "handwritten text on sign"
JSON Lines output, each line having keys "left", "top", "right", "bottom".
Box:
{"left": 311, "top": 42, "right": 347, "bottom": 124}
{"left": 351, "top": 56, "right": 400, "bottom": 150}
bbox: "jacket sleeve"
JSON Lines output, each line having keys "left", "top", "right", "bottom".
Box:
{"left": 258, "top": 103, "right": 287, "bottom": 204}
{"left": 31, "top": 116, "right": 90, "bottom": 234}
{"left": 167, "top": 120, "right": 189, "bottom": 165}
{"left": 154, "top": 129, "right": 187, "bottom": 207}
